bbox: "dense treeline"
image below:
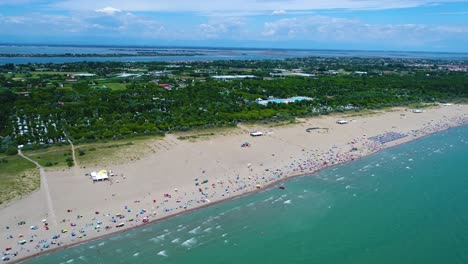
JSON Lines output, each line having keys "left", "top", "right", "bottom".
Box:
{"left": 0, "top": 57, "right": 467, "bottom": 151}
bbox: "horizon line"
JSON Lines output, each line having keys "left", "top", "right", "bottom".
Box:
{"left": 1, "top": 43, "right": 468, "bottom": 55}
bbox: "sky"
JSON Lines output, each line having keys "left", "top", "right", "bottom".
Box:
{"left": 0, "top": 0, "right": 467, "bottom": 52}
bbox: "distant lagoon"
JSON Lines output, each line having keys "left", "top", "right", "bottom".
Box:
{"left": 1, "top": 45, "right": 467, "bottom": 64}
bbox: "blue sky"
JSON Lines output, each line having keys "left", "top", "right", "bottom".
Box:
{"left": 0, "top": 0, "right": 467, "bottom": 52}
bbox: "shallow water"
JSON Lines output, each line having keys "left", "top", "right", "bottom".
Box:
{"left": 26, "top": 125, "right": 468, "bottom": 264}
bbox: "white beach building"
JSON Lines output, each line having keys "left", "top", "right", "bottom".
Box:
{"left": 90, "top": 170, "right": 109, "bottom": 182}
{"left": 250, "top": 131, "right": 264, "bottom": 137}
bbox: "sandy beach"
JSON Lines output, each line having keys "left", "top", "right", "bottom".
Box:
{"left": 1, "top": 104, "right": 468, "bottom": 263}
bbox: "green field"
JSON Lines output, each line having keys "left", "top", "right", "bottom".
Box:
{"left": 23, "top": 146, "right": 72, "bottom": 169}
{"left": 31, "top": 71, "right": 82, "bottom": 75}
{"left": 0, "top": 155, "right": 39, "bottom": 204}
{"left": 102, "top": 82, "right": 127, "bottom": 91}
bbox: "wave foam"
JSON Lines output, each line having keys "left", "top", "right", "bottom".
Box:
{"left": 189, "top": 226, "right": 201, "bottom": 234}
{"left": 181, "top": 237, "right": 198, "bottom": 248}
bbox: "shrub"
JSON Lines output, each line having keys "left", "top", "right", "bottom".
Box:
{"left": 6, "top": 146, "right": 18, "bottom": 156}
{"left": 66, "top": 156, "right": 74, "bottom": 167}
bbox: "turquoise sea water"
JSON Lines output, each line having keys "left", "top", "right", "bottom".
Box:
{"left": 26, "top": 126, "right": 468, "bottom": 264}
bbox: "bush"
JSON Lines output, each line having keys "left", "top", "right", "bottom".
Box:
{"left": 78, "top": 149, "right": 85, "bottom": 156}
{"left": 66, "top": 156, "right": 74, "bottom": 167}
{"left": 6, "top": 146, "right": 18, "bottom": 156}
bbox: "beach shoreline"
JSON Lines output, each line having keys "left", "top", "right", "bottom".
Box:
{"left": 1, "top": 105, "right": 467, "bottom": 263}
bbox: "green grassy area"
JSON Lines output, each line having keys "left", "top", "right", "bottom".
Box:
{"left": 102, "top": 82, "right": 127, "bottom": 91}
{"left": 242, "top": 117, "right": 300, "bottom": 128}
{"left": 23, "top": 146, "right": 72, "bottom": 169}
{"left": 31, "top": 71, "right": 81, "bottom": 76}
{"left": 75, "top": 135, "right": 163, "bottom": 167}
{"left": 0, "top": 154, "right": 39, "bottom": 204}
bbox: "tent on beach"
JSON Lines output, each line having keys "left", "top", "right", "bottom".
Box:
{"left": 90, "top": 169, "right": 109, "bottom": 182}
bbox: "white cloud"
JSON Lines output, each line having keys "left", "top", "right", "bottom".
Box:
{"left": 1, "top": 16, "right": 26, "bottom": 24}
{"left": 272, "top": 9, "right": 287, "bottom": 15}
{"left": 95, "top": 6, "right": 122, "bottom": 15}
{"left": 198, "top": 17, "right": 248, "bottom": 39}
{"left": 261, "top": 15, "right": 468, "bottom": 47}
{"left": 53, "top": 0, "right": 468, "bottom": 13}
{"left": 0, "top": 11, "right": 169, "bottom": 37}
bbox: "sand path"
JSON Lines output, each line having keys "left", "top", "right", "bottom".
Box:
{"left": 18, "top": 149, "right": 58, "bottom": 226}
{"left": 64, "top": 132, "right": 78, "bottom": 167}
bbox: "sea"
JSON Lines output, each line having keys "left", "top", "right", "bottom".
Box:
{"left": 25, "top": 125, "right": 468, "bottom": 264}
{"left": 1, "top": 45, "right": 468, "bottom": 65}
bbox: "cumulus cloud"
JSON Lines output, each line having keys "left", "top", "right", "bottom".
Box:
{"left": 198, "top": 17, "right": 248, "bottom": 39}
{"left": 0, "top": 11, "right": 169, "bottom": 38}
{"left": 261, "top": 15, "right": 468, "bottom": 47}
{"left": 95, "top": 6, "right": 122, "bottom": 15}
